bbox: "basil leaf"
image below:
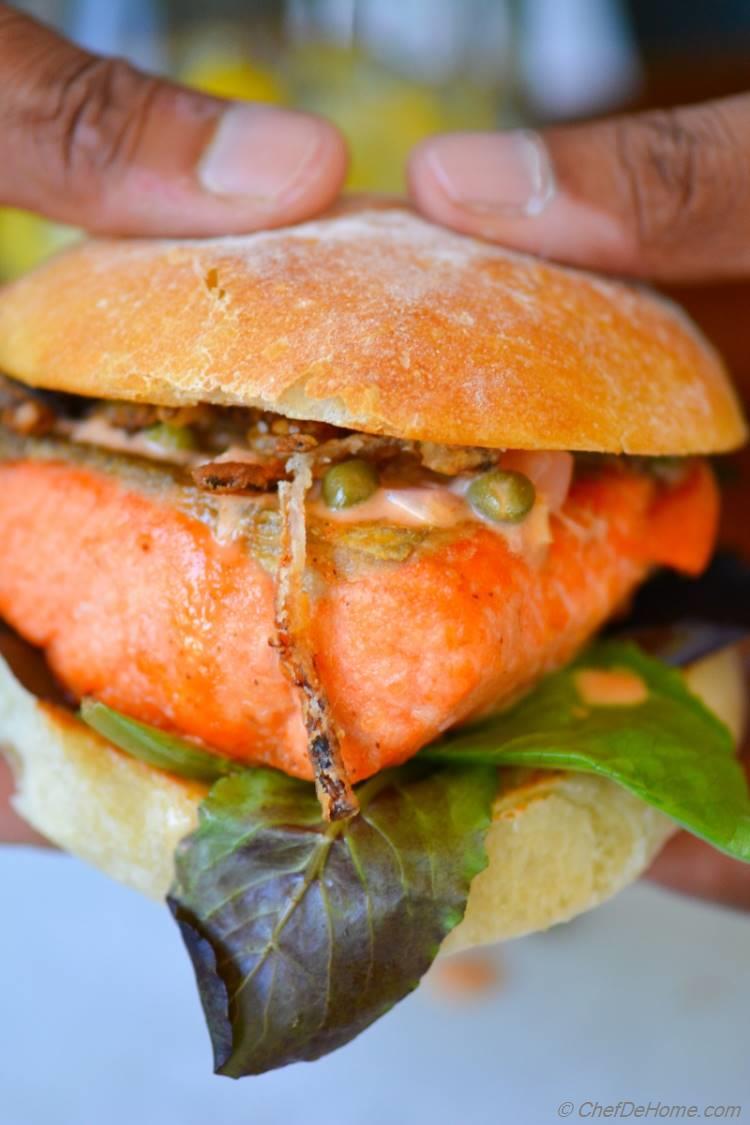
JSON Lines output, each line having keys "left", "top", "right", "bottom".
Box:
{"left": 422, "top": 642, "right": 750, "bottom": 861}
{"left": 167, "top": 763, "right": 495, "bottom": 1077}
{"left": 80, "top": 699, "right": 240, "bottom": 784}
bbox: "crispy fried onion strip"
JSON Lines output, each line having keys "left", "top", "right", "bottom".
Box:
{"left": 192, "top": 433, "right": 402, "bottom": 495}
{"left": 0, "top": 374, "right": 56, "bottom": 436}
{"left": 274, "top": 452, "right": 359, "bottom": 821}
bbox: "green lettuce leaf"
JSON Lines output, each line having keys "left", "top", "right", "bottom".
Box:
{"left": 422, "top": 642, "right": 750, "bottom": 861}
{"left": 80, "top": 699, "right": 240, "bottom": 784}
{"left": 167, "top": 763, "right": 495, "bottom": 1077}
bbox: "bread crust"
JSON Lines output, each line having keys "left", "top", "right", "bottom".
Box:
{"left": 1, "top": 643, "right": 744, "bottom": 946}
{"left": 0, "top": 198, "right": 744, "bottom": 455}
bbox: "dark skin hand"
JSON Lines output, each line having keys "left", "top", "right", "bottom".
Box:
{"left": 647, "top": 822, "right": 750, "bottom": 910}
{"left": 0, "top": 4, "right": 347, "bottom": 233}
{"left": 0, "top": 755, "right": 47, "bottom": 846}
{"left": 646, "top": 738, "right": 750, "bottom": 911}
{"left": 0, "top": 6, "right": 748, "bottom": 912}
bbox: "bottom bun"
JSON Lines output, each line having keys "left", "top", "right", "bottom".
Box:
{"left": 0, "top": 644, "right": 744, "bottom": 948}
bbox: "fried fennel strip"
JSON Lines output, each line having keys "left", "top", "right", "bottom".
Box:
{"left": 0, "top": 374, "right": 58, "bottom": 435}
{"left": 274, "top": 453, "right": 359, "bottom": 821}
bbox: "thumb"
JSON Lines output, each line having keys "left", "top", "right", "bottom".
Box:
{"left": 647, "top": 831, "right": 750, "bottom": 911}
{"left": 0, "top": 6, "right": 347, "bottom": 236}
{"left": 0, "top": 755, "right": 48, "bottom": 847}
{"left": 408, "top": 95, "right": 750, "bottom": 282}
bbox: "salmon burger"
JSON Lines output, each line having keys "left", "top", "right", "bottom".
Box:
{"left": 0, "top": 198, "right": 748, "bottom": 1077}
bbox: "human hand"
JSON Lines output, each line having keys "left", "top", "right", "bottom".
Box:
{"left": 410, "top": 103, "right": 750, "bottom": 908}
{"left": 0, "top": 4, "right": 347, "bottom": 235}
{"left": 647, "top": 813, "right": 750, "bottom": 911}
{"left": 408, "top": 96, "right": 750, "bottom": 282}
{"left": 646, "top": 730, "right": 750, "bottom": 910}
{"left": 0, "top": 754, "right": 47, "bottom": 845}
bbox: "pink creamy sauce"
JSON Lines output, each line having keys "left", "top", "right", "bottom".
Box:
{"left": 65, "top": 421, "right": 576, "bottom": 557}
{"left": 67, "top": 416, "right": 196, "bottom": 464}
{"left": 575, "top": 667, "right": 649, "bottom": 707}
{"left": 309, "top": 450, "right": 574, "bottom": 558}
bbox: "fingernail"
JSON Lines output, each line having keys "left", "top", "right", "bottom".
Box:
{"left": 425, "top": 129, "right": 556, "bottom": 218}
{"left": 198, "top": 103, "right": 327, "bottom": 201}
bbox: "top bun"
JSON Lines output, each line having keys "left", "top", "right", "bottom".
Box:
{"left": 0, "top": 196, "right": 744, "bottom": 454}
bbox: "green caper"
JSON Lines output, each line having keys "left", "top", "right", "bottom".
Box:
{"left": 322, "top": 459, "right": 379, "bottom": 510}
{"left": 467, "top": 468, "right": 536, "bottom": 524}
{"left": 144, "top": 422, "right": 196, "bottom": 452}
{"left": 643, "top": 455, "right": 685, "bottom": 485}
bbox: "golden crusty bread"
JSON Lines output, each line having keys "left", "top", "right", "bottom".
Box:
{"left": 1, "top": 641, "right": 744, "bottom": 949}
{"left": 0, "top": 197, "right": 745, "bottom": 455}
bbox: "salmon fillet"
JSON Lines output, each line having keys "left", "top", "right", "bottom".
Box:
{"left": 0, "top": 457, "right": 718, "bottom": 782}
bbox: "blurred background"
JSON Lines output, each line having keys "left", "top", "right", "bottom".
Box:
{"left": 1, "top": 2, "right": 750, "bottom": 1121}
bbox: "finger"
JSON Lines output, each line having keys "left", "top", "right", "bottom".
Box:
{"left": 0, "top": 6, "right": 347, "bottom": 237}
{"left": 647, "top": 832, "right": 750, "bottom": 911}
{"left": 0, "top": 754, "right": 49, "bottom": 847}
{"left": 408, "top": 95, "right": 750, "bottom": 282}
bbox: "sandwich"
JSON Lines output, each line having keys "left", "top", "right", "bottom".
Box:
{"left": 0, "top": 198, "right": 748, "bottom": 1078}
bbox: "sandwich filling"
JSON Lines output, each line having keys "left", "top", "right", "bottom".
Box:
{"left": 0, "top": 376, "right": 720, "bottom": 807}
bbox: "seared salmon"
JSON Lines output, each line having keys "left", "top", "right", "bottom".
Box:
{"left": 0, "top": 458, "right": 717, "bottom": 781}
